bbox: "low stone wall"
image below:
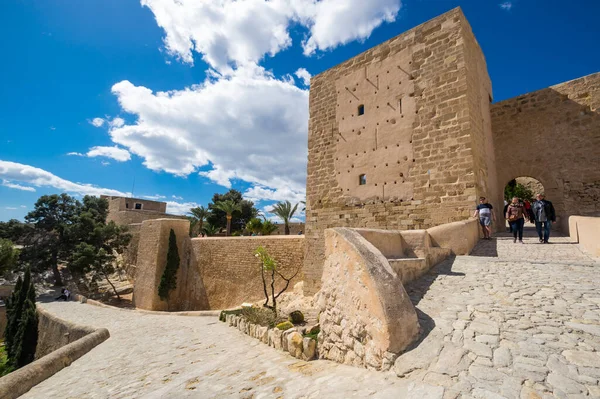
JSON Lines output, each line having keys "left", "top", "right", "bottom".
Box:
{"left": 317, "top": 228, "right": 419, "bottom": 371}
{"left": 192, "top": 236, "right": 305, "bottom": 310}
{"left": 0, "top": 307, "right": 109, "bottom": 399}
{"left": 224, "top": 314, "right": 317, "bottom": 361}
{"left": 569, "top": 216, "right": 600, "bottom": 257}
{"left": 427, "top": 219, "right": 480, "bottom": 255}
{"left": 35, "top": 307, "right": 97, "bottom": 359}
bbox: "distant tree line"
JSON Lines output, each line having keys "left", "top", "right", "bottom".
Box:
{"left": 187, "top": 189, "right": 301, "bottom": 237}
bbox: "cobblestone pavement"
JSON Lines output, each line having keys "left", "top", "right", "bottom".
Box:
{"left": 24, "top": 228, "right": 600, "bottom": 399}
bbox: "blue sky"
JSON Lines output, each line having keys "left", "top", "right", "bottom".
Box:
{"left": 1, "top": 0, "right": 599, "bottom": 222}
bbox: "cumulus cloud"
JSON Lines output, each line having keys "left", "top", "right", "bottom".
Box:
{"left": 0, "top": 160, "right": 128, "bottom": 197}
{"left": 142, "top": 0, "right": 402, "bottom": 71}
{"left": 172, "top": 195, "right": 184, "bottom": 200}
{"left": 109, "top": 117, "right": 125, "bottom": 128}
{"left": 66, "top": 152, "right": 84, "bottom": 157}
{"left": 499, "top": 2, "right": 513, "bottom": 10}
{"left": 109, "top": 64, "right": 307, "bottom": 202}
{"left": 90, "top": 117, "right": 105, "bottom": 127}
{"left": 143, "top": 194, "right": 167, "bottom": 200}
{"left": 165, "top": 200, "right": 198, "bottom": 215}
{"left": 86, "top": 146, "right": 131, "bottom": 162}
{"left": 2, "top": 179, "right": 36, "bottom": 192}
{"left": 294, "top": 68, "right": 311, "bottom": 86}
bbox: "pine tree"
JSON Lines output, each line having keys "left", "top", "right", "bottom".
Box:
{"left": 5, "top": 268, "right": 31, "bottom": 360}
{"left": 157, "top": 229, "right": 180, "bottom": 304}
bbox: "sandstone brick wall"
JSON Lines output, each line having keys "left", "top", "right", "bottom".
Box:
{"left": 304, "top": 8, "right": 492, "bottom": 294}
{"left": 191, "top": 236, "right": 305, "bottom": 310}
{"left": 491, "top": 72, "right": 600, "bottom": 230}
{"left": 103, "top": 196, "right": 167, "bottom": 213}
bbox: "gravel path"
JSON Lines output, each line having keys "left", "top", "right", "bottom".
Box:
{"left": 23, "top": 229, "right": 600, "bottom": 398}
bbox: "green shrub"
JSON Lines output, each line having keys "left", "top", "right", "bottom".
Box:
{"left": 276, "top": 321, "right": 294, "bottom": 331}
{"left": 219, "top": 309, "right": 243, "bottom": 322}
{"left": 288, "top": 310, "right": 304, "bottom": 324}
{"left": 303, "top": 325, "right": 320, "bottom": 340}
{"left": 241, "top": 307, "right": 285, "bottom": 328}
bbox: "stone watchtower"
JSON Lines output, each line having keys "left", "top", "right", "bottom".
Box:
{"left": 304, "top": 8, "right": 499, "bottom": 294}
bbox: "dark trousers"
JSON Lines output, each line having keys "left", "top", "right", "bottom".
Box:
{"left": 56, "top": 294, "right": 68, "bottom": 301}
{"left": 535, "top": 221, "right": 552, "bottom": 242}
{"left": 509, "top": 218, "right": 525, "bottom": 241}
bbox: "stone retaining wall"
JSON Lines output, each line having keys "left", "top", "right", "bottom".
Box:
{"left": 224, "top": 314, "right": 317, "bottom": 361}
{"left": 191, "top": 236, "right": 305, "bottom": 310}
{"left": 0, "top": 307, "right": 109, "bottom": 399}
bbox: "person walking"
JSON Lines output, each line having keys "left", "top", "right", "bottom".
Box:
{"left": 532, "top": 193, "right": 556, "bottom": 243}
{"left": 505, "top": 197, "right": 525, "bottom": 243}
{"left": 473, "top": 197, "right": 496, "bottom": 239}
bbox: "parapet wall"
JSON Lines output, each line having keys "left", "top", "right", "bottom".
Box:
{"left": 191, "top": 236, "right": 305, "bottom": 310}
{"left": 569, "top": 216, "right": 600, "bottom": 257}
{"left": 132, "top": 218, "right": 305, "bottom": 311}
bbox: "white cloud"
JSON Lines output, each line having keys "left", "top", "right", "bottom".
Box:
{"left": 0, "top": 160, "right": 128, "bottom": 197}
{"left": 165, "top": 200, "right": 198, "bottom": 215}
{"left": 300, "top": 0, "right": 401, "bottom": 55}
{"left": 244, "top": 185, "right": 305, "bottom": 205}
{"left": 143, "top": 194, "right": 167, "bottom": 200}
{"left": 2, "top": 179, "right": 36, "bottom": 192}
{"left": 90, "top": 117, "right": 105, "bottom": 127}
{"left": 141, "top": 0, "right": 402, "bottom": 71}
{"left": 109, "top": 117, "right": 125, "bottom": 128}
{"left": 499, "top": 2, "right": 513, "bottom": 10}
{"left": 86, "top": 146, "right": 131, "bottom": 162}
{"left": 5, "top": 207, "right": 18, "bottom": 210}
{"left": 294, "top": 68, "right": 311, "bottom": 86}
{"left": 20, "top": 205, "right": 27, "bottom": 208}
{"left": 50, "top": 126, "right": 56, "bottom": 131}
{"left": 172, "top": 195, "right": 184, "bottom": 200}
{"left": 109, "top": 64, "right": 307, "bottom": 202}
{"left": 67, "top": 152, "right": 84, "bottom": 157}
{"left": 101, "top": 161, "right": 111, "bottom": 166}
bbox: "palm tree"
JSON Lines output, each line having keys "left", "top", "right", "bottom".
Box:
{"left": 271, "top": 200, "right": 299, "bottom": 235}
{"left": 188, "top": 206, "right": 208, "bottom": 237}
{"left": 202, "top": 223, "right": 220, "bottom": 237}
{"left": 261, "top": 220, "right": 279, "bottom": 236}
{"left": 214, "top": 200, "right": 242, "bottom": 236}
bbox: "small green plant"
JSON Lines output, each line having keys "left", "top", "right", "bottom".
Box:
{"left": 288, "top": 310, "right": 305, "bottom": 324}
{"left": 0, "top": 343, "right": 14, "bottom": 377}
{"left": 254, "top": 246, "right": 301, "bottom": 314}
{"left": 276, "top": 321, "right": 294, "bottom": 331}
{"left": 303, "top": 325, "right": 320, "bottom": 340}
{"left": 241, "top": 307, "right": 284, "bottom": 328}
{"left": 158, "top": 229, "right": 180, "bottom": 307}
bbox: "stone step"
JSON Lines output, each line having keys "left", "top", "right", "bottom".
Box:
{"left": 386, "top": 258, "right": 428, "bottom": 284}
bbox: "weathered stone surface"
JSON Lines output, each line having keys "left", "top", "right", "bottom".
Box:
{"left": 319, "top": 228, "right": 418, "bottom": 370}
{"left": 493, "top": 347, "right": 512, "bottom": 368}
{"left": 394, "top": 331, "right": 444, "bottom": 376}
{"left": 562, "top": 350, "right": 600, "bottom": 367}
{"left": 287, "top": 332, "right": 304, "bottom": 359}
{"left": 302, "top": 337, "right": 316, "bottom": 361}
{"left": 547, "top": 372, "right": 585, "bottom": 394}
{"left": 431, "top": 344, "right": 469, "bottom": 376}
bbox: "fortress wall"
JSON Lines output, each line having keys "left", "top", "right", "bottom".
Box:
{"left": 491, "top": 72, "right": 600, "bottom": 231}
{"left": 107, "top": 209, "right": 185, "bottom": 225}
{"left": 191, "top": 236, "right": 305, "bottom": 310}
{"left": 304, "top": 8, "right": 492, "bottom": 294}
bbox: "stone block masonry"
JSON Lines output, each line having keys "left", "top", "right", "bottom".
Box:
{"left": 132, "top": 218, "right": 305, "bottom": 311}
{"left": 191, "top": 235, "right": 305, "bottom": 310}
{"left": 304, "top": 7, "right": 497, "bottom": 294}
{"left": 491, "top": 72, "right": 600, "bottom": 231}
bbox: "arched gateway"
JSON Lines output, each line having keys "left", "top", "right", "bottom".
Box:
{"left": 303, "top": 7, "right": 600, "bottom": 294}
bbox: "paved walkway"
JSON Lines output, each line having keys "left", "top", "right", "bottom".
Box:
{"left": 24, "top": 229, "right": 600, "bottom": 398}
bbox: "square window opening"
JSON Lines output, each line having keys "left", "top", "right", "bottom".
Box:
{"left": 135, "top": 203, "right": 143, "bottom": 210}
{"left": 359, "top": 174, "right": 367, "bottom": 185}
{"left": 357, "top": 104, "right": 365, "bottom": 116}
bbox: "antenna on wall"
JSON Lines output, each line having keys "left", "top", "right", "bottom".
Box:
{"left": 131, "top": 177, "right": 135, "bottom": 199}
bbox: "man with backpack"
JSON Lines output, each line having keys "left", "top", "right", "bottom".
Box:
{"left": 532, "top": 193, "right": 556, "bottom": 243}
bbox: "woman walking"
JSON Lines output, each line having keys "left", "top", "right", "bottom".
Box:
{"left": 506, "top": 197, "right": 525, "bottom": 243}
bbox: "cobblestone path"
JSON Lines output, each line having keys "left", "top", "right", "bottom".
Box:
{"left": 24, "top": 228, "right": 600, "bottom": 398}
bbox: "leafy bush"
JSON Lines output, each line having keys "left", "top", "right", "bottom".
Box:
{"left": 276, "top": 321, "right": 294, "bottom": 331}
{"left": 288, "top": 310, "right": 305, "bottom": 324}
{"left": 303, "top": 325, "right": 320, "bottom": 340}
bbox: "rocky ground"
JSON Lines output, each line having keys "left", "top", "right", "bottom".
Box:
{"left": 22, "top": 228, "right": 600, "bottom": 398}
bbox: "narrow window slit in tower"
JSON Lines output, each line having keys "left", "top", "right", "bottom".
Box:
{"left": 358, "top": 104, "right": 365, "bottom": 116}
